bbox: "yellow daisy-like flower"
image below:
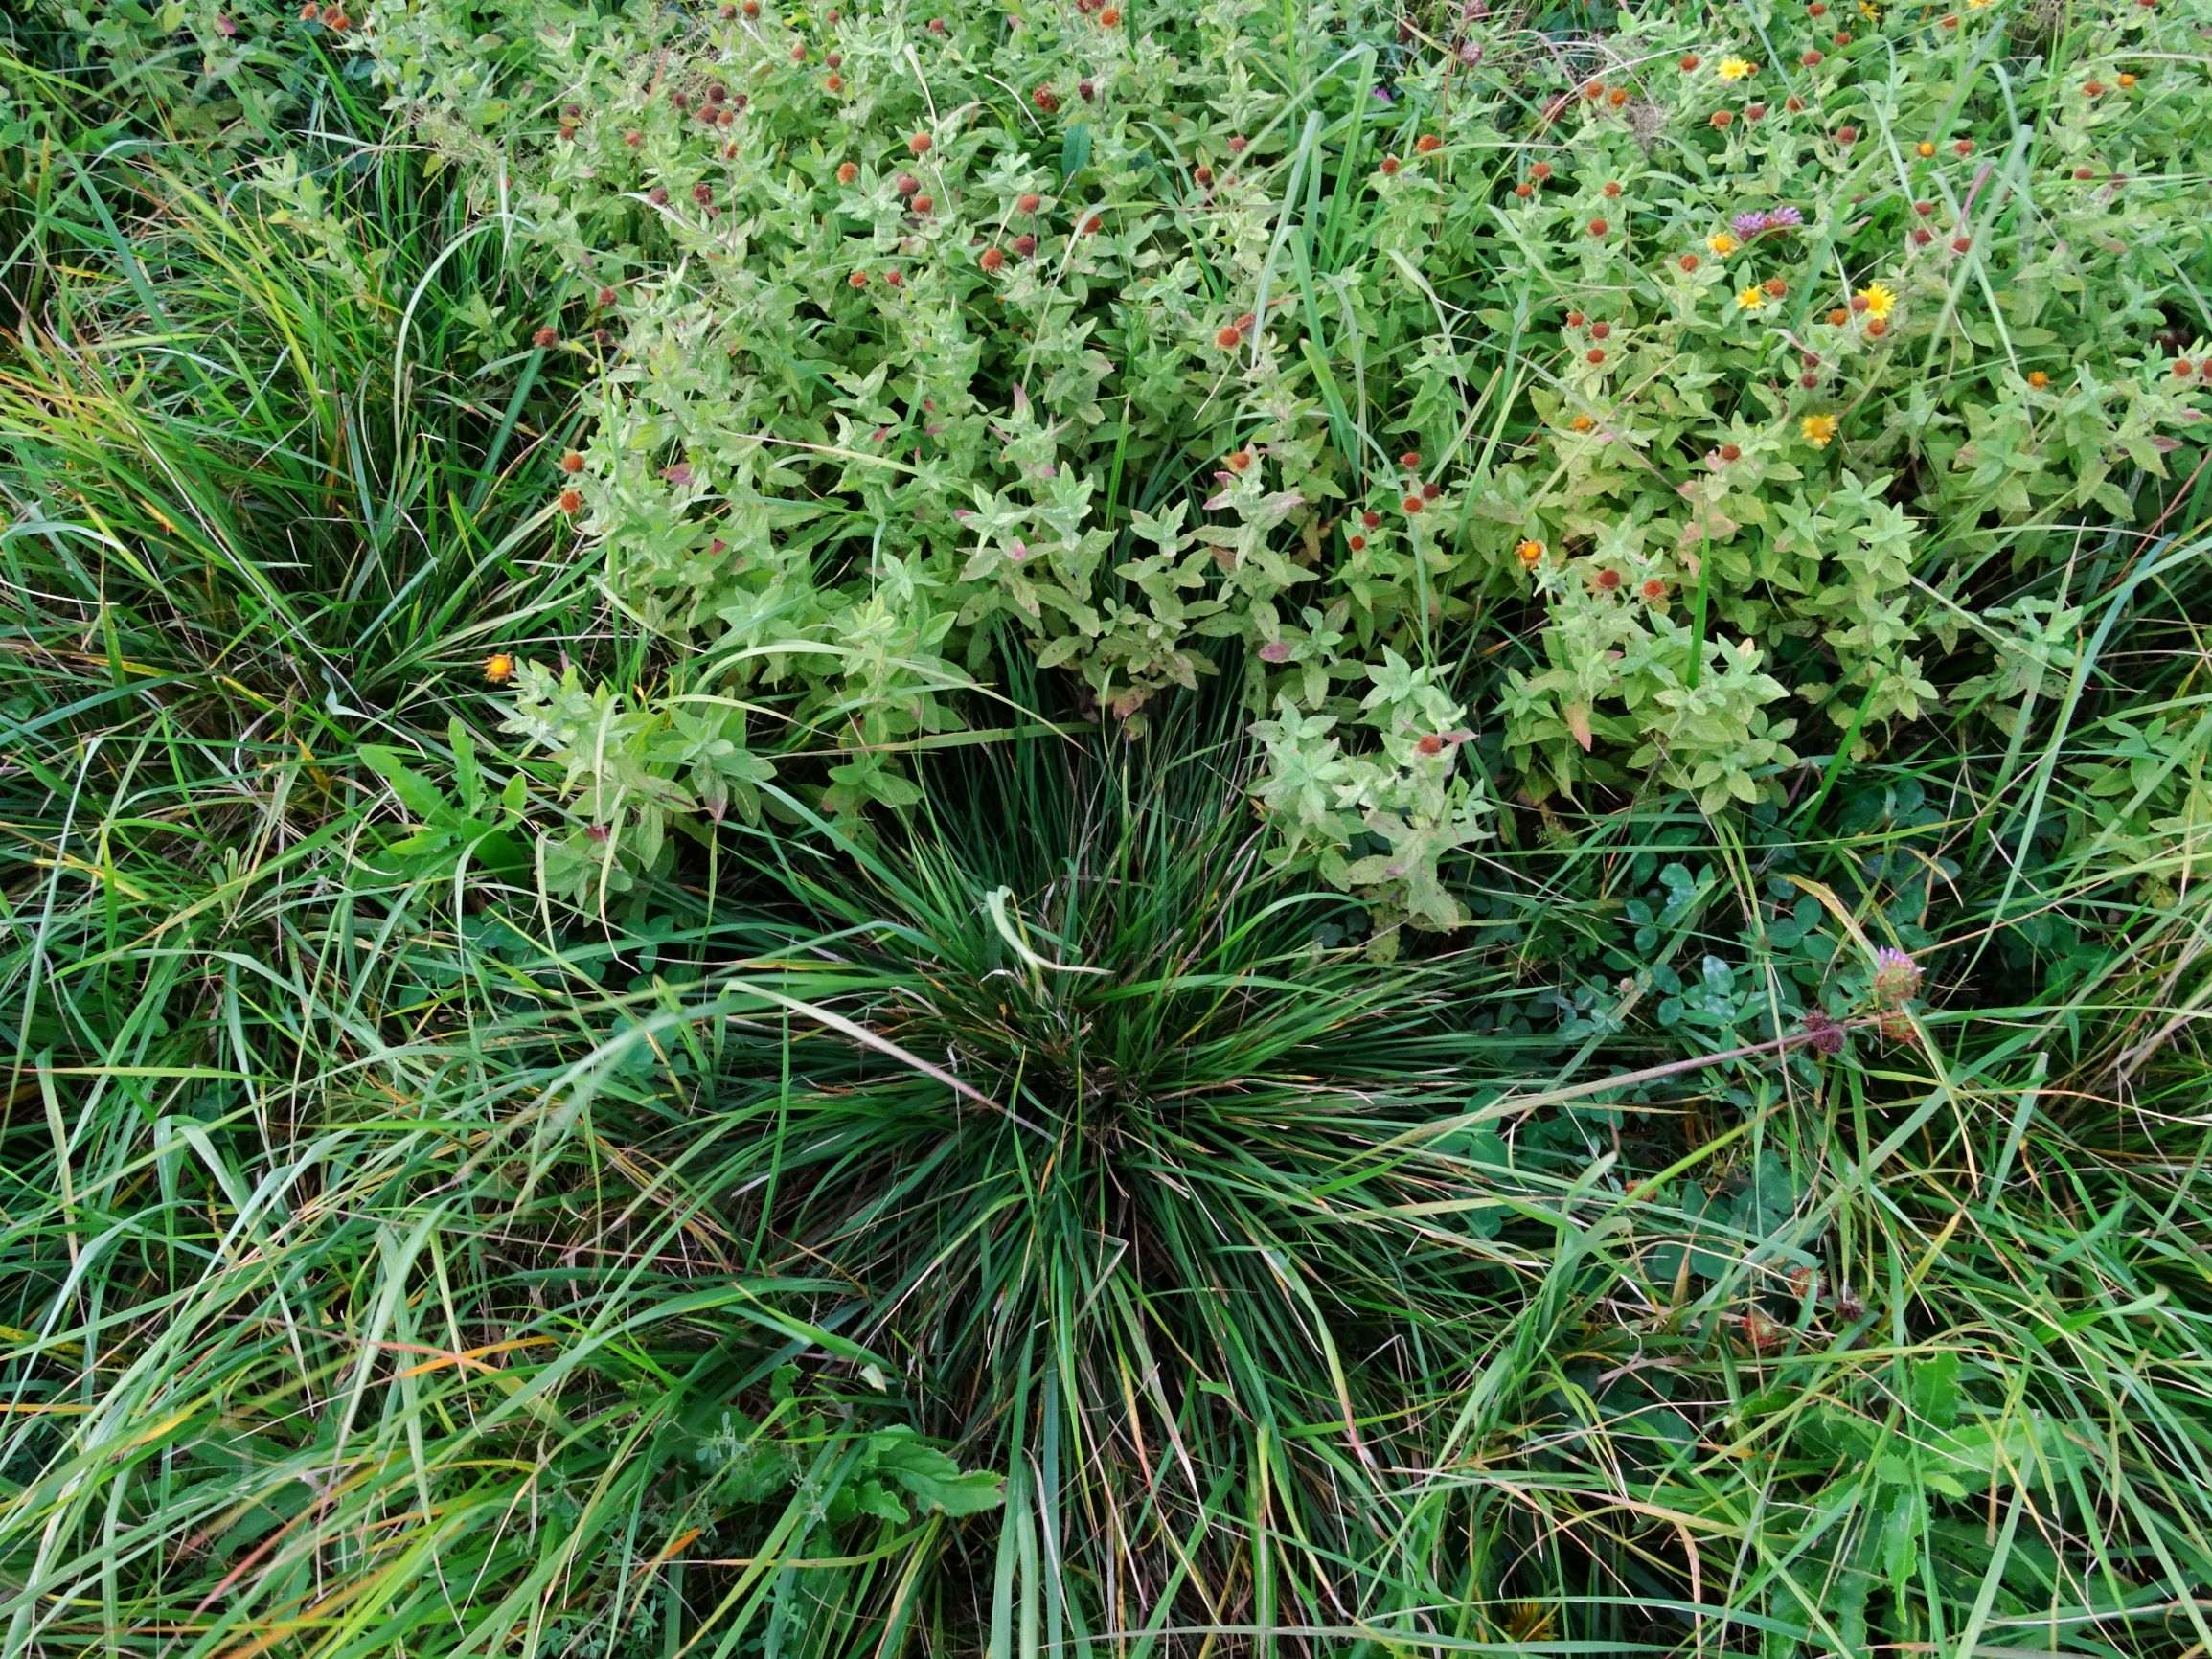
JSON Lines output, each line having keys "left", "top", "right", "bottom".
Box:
{"left": 1516, "top": 538, "right": 1546, "bottom": 568}
{"left": 1717, "top": 56, "right": 1754, "bottom": 80}
{"left": 1801, "top": 413, "right": 1840, "bottom": 447}
{"left": 1856, "top": 283, "right": 1897, "bottom": 320}
{"left": 1736, "top": 284, "right": 1767, "bottom": 310}
{"left": 1707, "top": 231, "right": 1740, "bottom": 256}
{"left": 1857, "top": 0, "right": 1883, "bottom": 19}
{"left": 1966, "top": 0, "right": 1990, "bottom": 9}
{"left": 483, "top": 652, "right": 515, "bottom": 684}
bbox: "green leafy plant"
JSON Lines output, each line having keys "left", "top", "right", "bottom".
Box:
{"left": 336, "top": 0, "right": 2210, "bottom": 933}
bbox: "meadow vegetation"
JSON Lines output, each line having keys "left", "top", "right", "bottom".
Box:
{"left": 6, "top": 0, "right": 2212, "bottom": 1653}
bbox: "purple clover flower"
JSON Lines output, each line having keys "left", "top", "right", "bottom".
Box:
{"left": 1870, "top": 946, "right": 1923, "bottom": 1007}
{"left": 1732, "top": 205, "right": 1804, "bottom": 242}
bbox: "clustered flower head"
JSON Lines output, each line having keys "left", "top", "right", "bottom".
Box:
{"left": 1870, "top": 946, "right": 1923, "bottom": 1006}
{"left": 1801, "top": 1009, "right": 1847, "bottom": 1055}
{"left": 1731, "top": 205, "right": 1803, "bottom": 240}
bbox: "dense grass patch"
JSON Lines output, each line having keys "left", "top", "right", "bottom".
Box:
{"left": 6, "top": 2, "right": 2212, "bottom": 1655}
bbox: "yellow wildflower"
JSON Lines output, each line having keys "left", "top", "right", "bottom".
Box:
{"left": 1516, "top": 538, "right": 1546, "bottom": 568}
{"left": 1707, "top": 231, "right": 1740, "bottom": 256}
{"left": 1856, "top": 282, "right": 1897, "bottom": 320}
{"left": 1736, "top": 284, "right": 1767, "bottom": 310}
{"left": 1801, "top": 413, "right": 1839, "bottom": 447}
{"left": 1717, "top": 57, "right": 1754, "bottom": 80}
{"left": 483, "top": 652, "right": 515, "bottom": 684}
